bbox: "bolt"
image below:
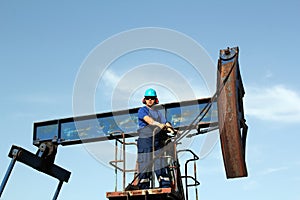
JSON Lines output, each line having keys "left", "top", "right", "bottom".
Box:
{"left": 225, "top": 47, "right": 231, "bottom": 55}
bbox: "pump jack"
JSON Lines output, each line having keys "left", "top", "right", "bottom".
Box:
{"left": 0, "top": 47, "right": 248, "bottom": 200}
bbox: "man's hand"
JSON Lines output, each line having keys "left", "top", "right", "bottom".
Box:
{"left": 151, "top": 120, "right": 166, "bottom": 130}
{"left": 166, "top": 123, "right": 177, "bottom": 135}
{"left": 157, "top": 123, "right": 166, "bottom": 130}
{"left": 167, "top": 127, "right": 174, "bottom": 133}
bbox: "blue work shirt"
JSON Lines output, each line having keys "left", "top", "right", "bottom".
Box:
{"left": 138, "top": 106, "right": 167, "bottom": 129}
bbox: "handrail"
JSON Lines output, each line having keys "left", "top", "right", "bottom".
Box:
{"left": 177, "top": 149, "right": 200, "bottom": 200}
{"left": 108, "top": 132, "right": 137, "bottom": 191}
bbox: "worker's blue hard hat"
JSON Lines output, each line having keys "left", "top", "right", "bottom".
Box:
{"left": 144, "top": 88, "right": 157, "bottom": 97}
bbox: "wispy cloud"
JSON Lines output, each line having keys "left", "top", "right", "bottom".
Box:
{"left": 101, "top": 69, "right": 120, "bottom": 88}
{"left": 260, "top": 166, "right": 289, "bottom": 175}
{"left": 98, "top": 64, "right": 211, "bottom": 105}
{"left": 245, "top": 85, "right": 300, "bottom": 123}
{"left": 265, "top": 70, "right": 273, "bottom": 78}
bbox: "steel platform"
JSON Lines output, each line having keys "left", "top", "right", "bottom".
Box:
{"left": 106, "top": 188, "right": 184, "bottom": 200}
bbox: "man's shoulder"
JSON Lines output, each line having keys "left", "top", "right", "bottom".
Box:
{"left": 138, "top": 106, "right": 148, "bottom": 113}
{"left": 138, "top": 106, "right": 147, "bottom": 110}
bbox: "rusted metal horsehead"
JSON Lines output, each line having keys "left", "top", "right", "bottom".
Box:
{"left": 217, "top": 47, "right": 248, "bottom": 178}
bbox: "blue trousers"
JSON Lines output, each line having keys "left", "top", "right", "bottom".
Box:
{"left": 137, "top": 126, "right": 171, "bottom": 189}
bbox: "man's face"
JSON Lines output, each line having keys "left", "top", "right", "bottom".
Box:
{"left": 145, "top": 96, "right": 156, "bottom": 107}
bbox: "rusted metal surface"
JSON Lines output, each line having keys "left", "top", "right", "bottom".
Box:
{"left": 217, "top": 47, "right": 248, "bottom": 178}
{"left": 106, "top": 188, "right": 183, "bottom": 200}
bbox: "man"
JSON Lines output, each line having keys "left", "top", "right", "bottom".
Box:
{"left": 137, "top": 88, "right": 172, "bottom": 189}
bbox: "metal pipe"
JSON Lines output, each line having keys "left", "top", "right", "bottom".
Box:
{"left": 0, "top": 150, "right": 18, "bottom": 197}
{"left": 115, "top": 137, "right": 118, "bottom": 191}
{"left": 185, "top": 158, "right": 188, "bottom": 200}
{"left": 52, "top": 181, "right": 63, "bottom": 200}
{"left": 194, "top": 161, "right": 199, "bottom": 200}
{"left": 151, "top": 128, "right": 160, "bottom": 188}
{"left": 122, "top": 133, "right": 126, "bottom": 191}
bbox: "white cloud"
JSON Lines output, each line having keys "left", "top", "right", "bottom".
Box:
{"left": 245, "top": 85, "right": 300, "bottom": 123}
{"left": 97, "top": 64, "right": 211, "bottom": 111}
{"left": 265, "top": 70, "right": 273, "bottom": 78}
{"left": 101, "top": 69, "right": 120, "bottom": 88}
{"left": 261, "top": 166, "right": 288, "bottom": 175}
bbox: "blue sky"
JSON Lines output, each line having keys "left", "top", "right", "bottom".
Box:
{"left": 1, "top": 1, "right": 300, "bottom": 199}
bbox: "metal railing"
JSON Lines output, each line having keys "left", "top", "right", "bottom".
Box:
{"left": 109, "top": 131, "right": 137, "bottom": 191}
{"left": 177, "top": 149, "right": 200, "bottom": 200}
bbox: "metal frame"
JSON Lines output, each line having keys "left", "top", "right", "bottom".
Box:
{"left": 1, "top": 46, "right": 249, "bottom": 200}
{"left": 33, "top": 98, "right": 217, "bottom": 147}
{"left": 0, "top": 145, "right": 71, "bottom": 199}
